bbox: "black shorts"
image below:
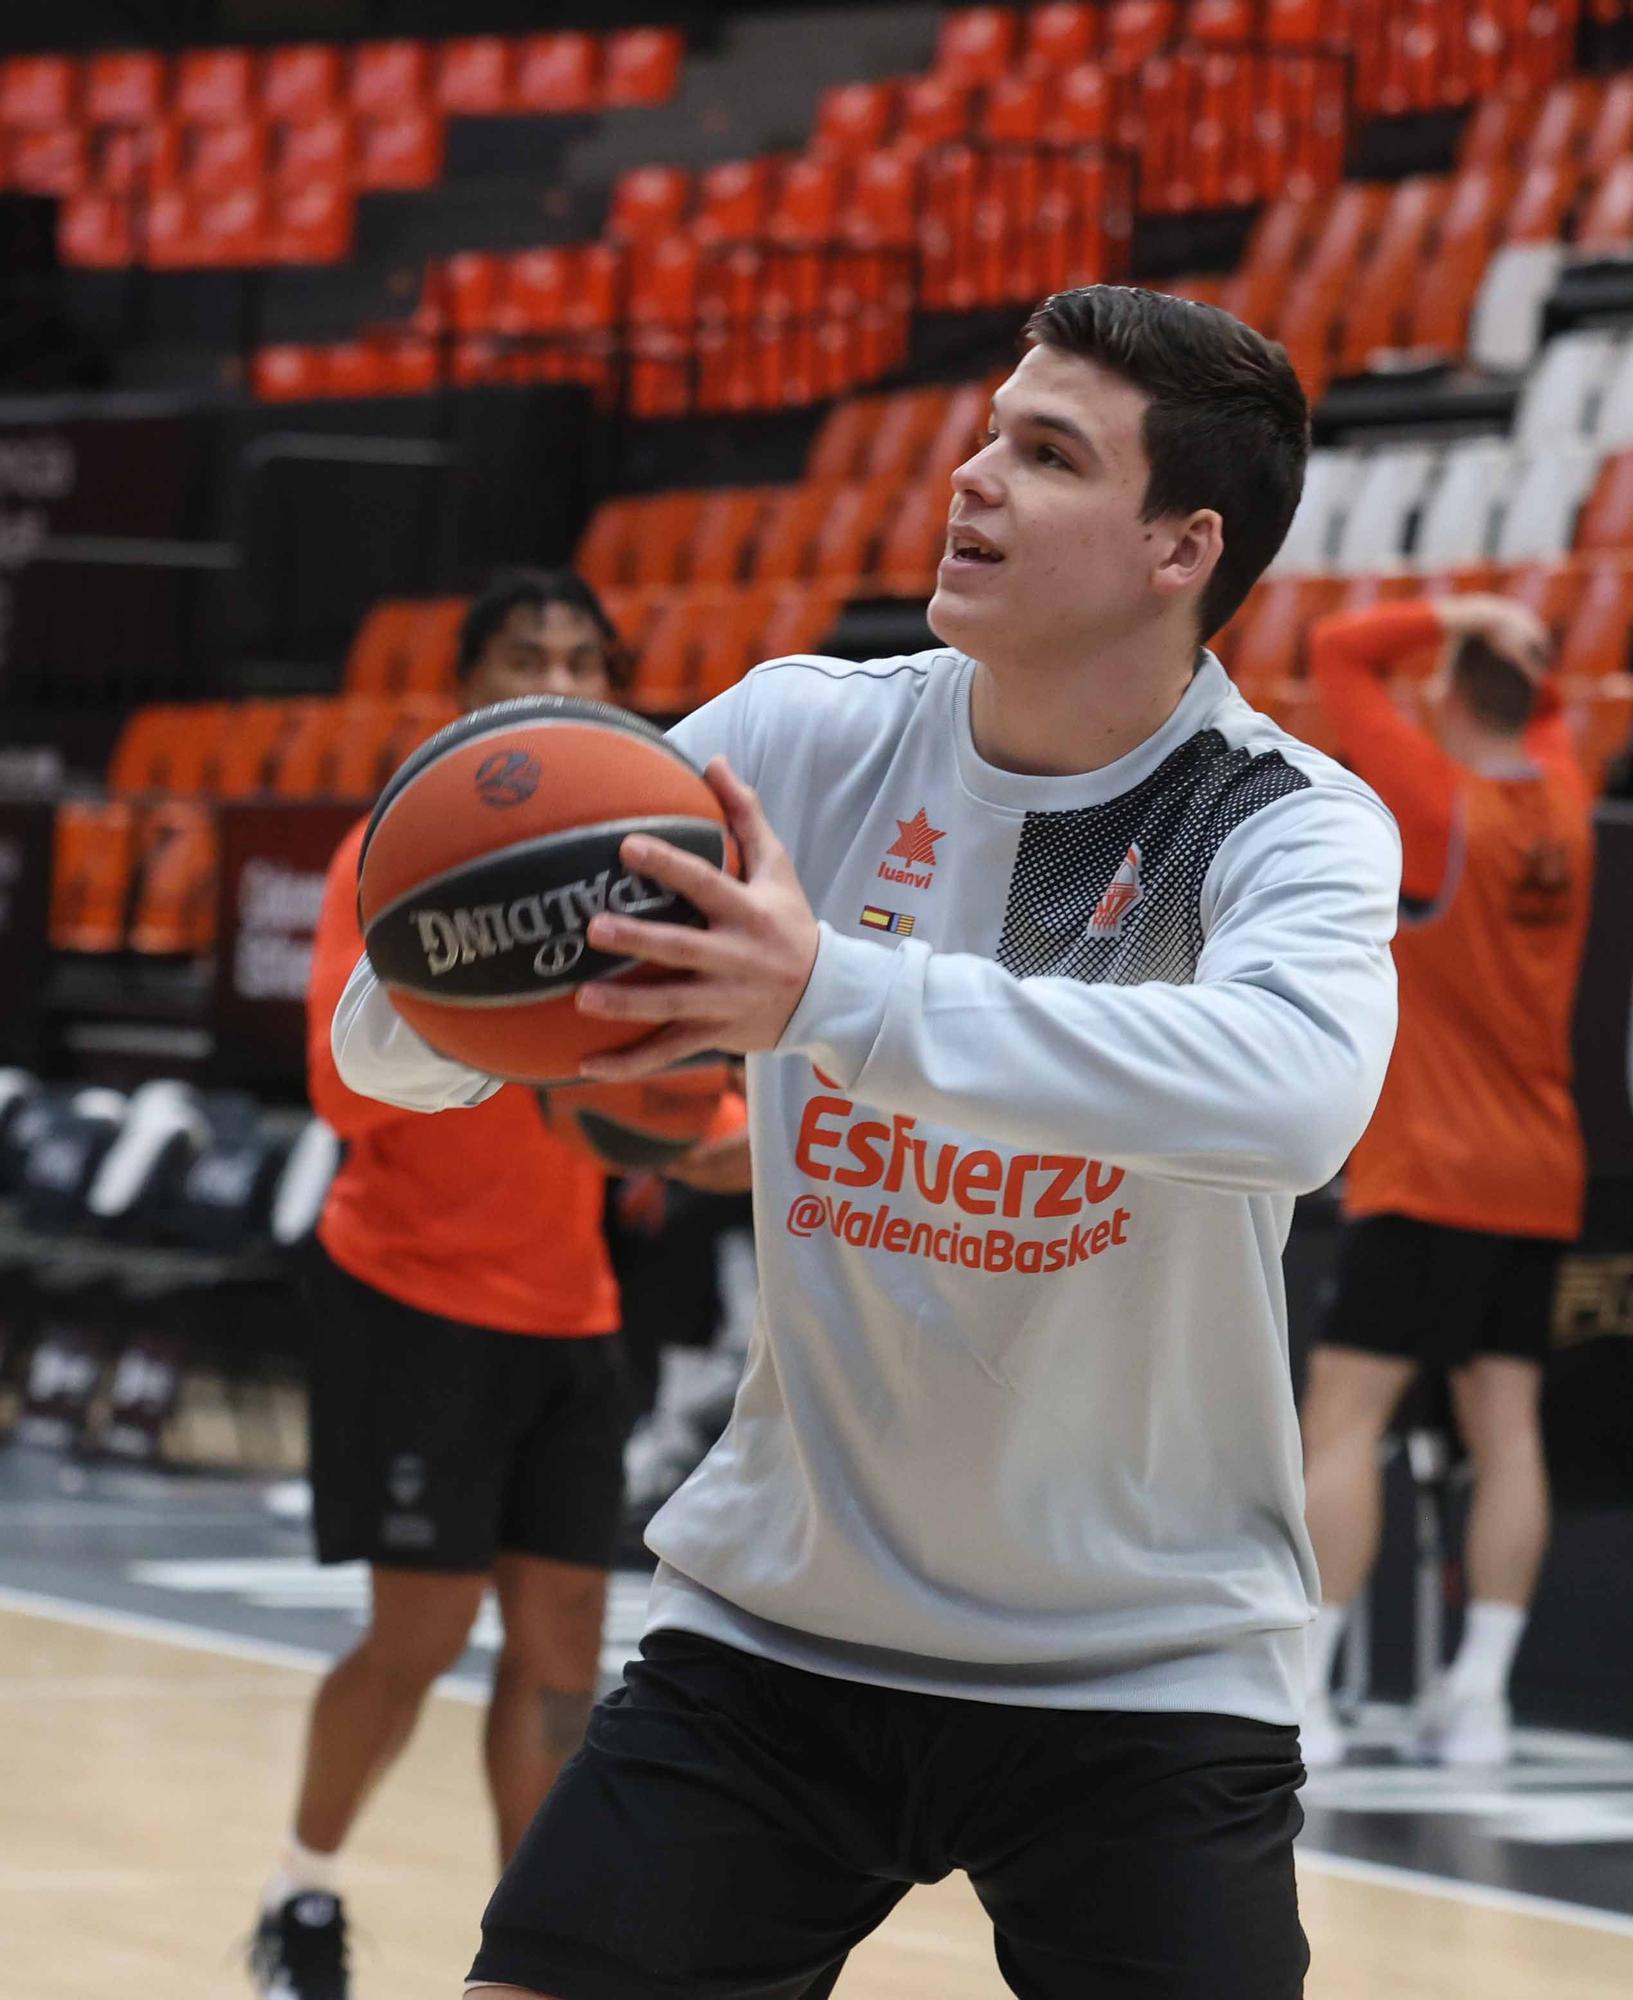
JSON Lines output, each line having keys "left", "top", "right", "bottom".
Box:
{"left": 1323, "top": 1213, "right": 1564, "bottom": 1370}
{"left": 469, "top": 1630, "right": 1308, "bottom": 2000}
{"left": 306, "top": 1242, "right": 629, "bottom": 1573}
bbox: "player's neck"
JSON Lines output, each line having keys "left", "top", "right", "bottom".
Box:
{"left": 1442, "top": 711, "right": 1533, "bottom": 778}
{"left": 968, "top": 635, "right": 1199, "bottom": 778}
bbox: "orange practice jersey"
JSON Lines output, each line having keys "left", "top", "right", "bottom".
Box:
{"left": 308, "top": 819, "right": 619, "bottom": 1336}
{"left": 1311, "top": 602, "right": 1593, "bottom": 1240}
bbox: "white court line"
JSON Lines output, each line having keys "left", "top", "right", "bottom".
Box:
{"left": 5, "top": 1582, "right": 1633, "bottom": 1945}
{"left": 1298, "top": 1847, "right": 1633, "bottom": 1942}
{"left": 0, "top": 1582, "right": 484, "bottom": 1706}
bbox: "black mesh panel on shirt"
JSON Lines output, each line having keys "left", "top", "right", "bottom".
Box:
{"left": 995, "top": 729, "right": 1311, "bottom": 987}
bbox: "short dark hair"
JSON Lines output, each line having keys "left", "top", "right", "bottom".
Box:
{"left": 1023, "top": 285, "right": 1311, "bottom": 639}
{"left": 1451, "top": 634, "right": 1538, "bottom": 733}
{"left": 455, "top": 568, "right": 632, "bottom": 688}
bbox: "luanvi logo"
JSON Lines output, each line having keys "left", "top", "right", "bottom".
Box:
{"left": 411, "top": 869, "right": 673, "bottom": 979}
{"left": 878, "top": 807, "right": 945, "bottom": 890}
{"left": 476, "top": 748, "right": 542, "bottom": 807}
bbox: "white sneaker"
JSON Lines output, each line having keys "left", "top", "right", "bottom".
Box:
{"left": 1300, "top": 1693, "right": 1347, "bottom": 1769}
{"left": 1414, "top": 1683, "right": 1513, "bottom": 1766}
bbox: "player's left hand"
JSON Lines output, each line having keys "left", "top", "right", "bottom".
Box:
{"left": 574, "top": 758, "right": 819, "bottom": 1079}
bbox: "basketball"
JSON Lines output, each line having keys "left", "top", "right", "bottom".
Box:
{"left": 545, "top": 1061, "right": 733, "bottom": 1171}
{"left": 356, "top": 696, "right": 737, "bottom": 1084}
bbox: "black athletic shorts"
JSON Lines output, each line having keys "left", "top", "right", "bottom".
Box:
{"left": 305, "top": 1242, "right": 629, "bottom": 1573}
{"left": 468, "top": 1629, "right": 1308, "bottom": 1999}
{"left": 1323, "top": 1213, "right": 1564, "bottom": 1370}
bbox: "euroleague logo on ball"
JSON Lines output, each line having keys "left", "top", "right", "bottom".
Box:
{"left": 475, "top": 749, "right": 542, "bottom": 809}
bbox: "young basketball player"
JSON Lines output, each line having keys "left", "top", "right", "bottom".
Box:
{"left": 335, "top": 288, "right": 1403, "bottom": 1998}
{"left": 252, "top": 574, "right": 650, "bottom": 1999}
{"left": 1298, "top": 592, "right": 1593, "bottom": 1768}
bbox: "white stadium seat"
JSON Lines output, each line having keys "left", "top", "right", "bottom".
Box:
{"left": 1414, "top": 437, "right": 1514, "bottom": 565}
{"left": 1331, "top": 444, "right": 1439, "bottom": 572}
{"left": 1271, "top": 448, "right": 1364, "bottom": 572}
{"left": 1492, "top": 444, "right": 1602, "bottom": 561}
{"left": 1511, "top": 329, "right": 1623, "bottom": 450}
{"left": 1467, "top": 243, "right": 1566, "bottom": 374}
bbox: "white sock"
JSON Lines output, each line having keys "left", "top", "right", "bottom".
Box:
{"left": 1305, "top": 1602, "right": 1350, "bottom": 1702}
{"left": 262, "top": 1835, "right": 341, "bottom": 1911}
{"left": 1446, "top": 1599, "right": 1527, "bottom": 1702}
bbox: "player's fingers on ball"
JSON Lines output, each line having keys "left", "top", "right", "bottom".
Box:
{"left": 586, "top": 913, "right": 713, "bottom": 968}
{"left": 708, "top": 758, "right": 772, "bottom": 872}
{"left": 577, "top": 976, "right": 735, "bottom": 1023}
{"left": 621, "top": 832, "right": 745, "bottom": 918}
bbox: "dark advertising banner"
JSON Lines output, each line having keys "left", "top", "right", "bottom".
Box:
{"left": 0, "top": 797, "right": 54, "bottom": 1060}
{"left": 212, "top": 801, "right": 358, "bottom": 1089}
{"left": 1573, "top": 804, "right": 1633, "bottom": 1185}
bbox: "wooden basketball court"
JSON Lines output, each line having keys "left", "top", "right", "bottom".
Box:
{"left": 7, "top": 1599, "right": 1633, "bottom": 2000}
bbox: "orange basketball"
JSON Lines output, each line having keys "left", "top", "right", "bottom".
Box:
{"left": 545, "top": 1061, "right": 733, "bottom": 1171}
{"left": 357, "top": 696, "right": 737, "bottom": 1084}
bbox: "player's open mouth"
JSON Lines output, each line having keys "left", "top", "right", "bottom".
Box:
{"left": 943, "top": 527, "right": 1004, "bottom": 566}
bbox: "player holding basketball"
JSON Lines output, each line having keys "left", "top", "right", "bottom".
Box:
{"left": 1298, "top": 593, "right": 1593, "bottom": 1768}
{"left": 336, "top": 288, "right": 1402, "bottom": 1997}
{"left": 253, "top": 573, "right": 676, "bottom": 2000}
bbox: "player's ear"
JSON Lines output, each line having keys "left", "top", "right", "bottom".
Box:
{"left": 1150, "top": 510, "right": 1222, "bottom": 603}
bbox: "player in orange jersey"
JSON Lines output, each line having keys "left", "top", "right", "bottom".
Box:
{"left": 1298, "top": 592, "right": 1594, "bottom": 1767}
{"left": 251, "top": 571, "right": 745, "bottom": 2000}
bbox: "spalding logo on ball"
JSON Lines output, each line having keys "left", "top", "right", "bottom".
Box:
{"left": 356, "top": 696, "right": 739, "bottom": 1084}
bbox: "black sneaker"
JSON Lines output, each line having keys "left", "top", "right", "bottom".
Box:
{"left": 248, "top": 1891, "right": 349, "bottom": 1999}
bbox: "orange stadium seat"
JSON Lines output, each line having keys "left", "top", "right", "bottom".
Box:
{"left": 693, "top": 158, "right": 774, "bottom": 243}
{"left": 602, "top": 27, "right": 684, "bottom": 108}
{"left": 356, "top": 110, "right": 444, "bottom": 191}
{"left": 1228, "top": 574, "right": 1346, "bottom": 697}
{"left": 261, "top": 44, "right": 344, "bottom": 123}
{"left": 95, "top": 120, "right": 184, "bottom": 194}
{"left": 1104, "top": 0, "right": 1179, "bottom": 68}
{"left": 846, "top": 150, "right": 917, "bottom": 249}
{"left": 629, "top": 493, "right": 710, "bottom": 590}
{"left": 0, "top": 54, "right": 78, "bottom": 127}
{"left": 767, "top": 157, "right": 846, "bottom": 243}
{"left": 252, "top": 343, "right": 324, "bottom": 399}
{"left": 1505, "top": 162, "right": 1578, "bottom": 243}
{"left": 323, "top": 703, "right": 412, "bottom": 799}
{"left": 1577, "top": 157, "right": 1633, "bottom": 251}
{"left": 350, "top": 40, "right": 431, "bottom": 117}
{"left": 143, "top": 189, "right": 205, "bottom": 267}
{"left": 1190, "top": 0, "right": 1256, "bottom": 40}
{"left": 272, "top": 182, "right": 353, "bottom": 263}
{"left": 11, "top": 127, "right": 88, "bottom": 197}
{"left": 51, "top": 800, "right": 140, "bottom": 954}
{"left": 609, "top": 164, "right": 691, "bottom": 242}
{"left": 268, "top": 702, "right": 344, "bottom": 796}
{"left": 934, "top": 8, "right": 1022, "bottom": 85}
{"left": 576, "top": 499, "right": 641, "bottom": 590}
{"left": 174, "top": 48, "right": 257, "bottom": 124}
{"left": 187, "top": 119, "right": 269, "bottom": 196}
{"left": 877, "top": 478, "right": 951, "bottom": 595}
{"left": 194, "top": 186, "right": 273, "bottom": 265}
{"left": 688, "top": 488, "right": 772, "bottom": 585}
{"left": 1578, "top": 450, "right": 1633, "bottom": 550}
{"left": 814, "top": 476, "right": 907, "bottom": 586}
{"left": 1337, "top": 177, "right": 1450, "bottom": 373}
{"left": 1458, "top": 87, "right": 1531, "bottom": 172}
{"left": 443, "top": 250, "right": 504, "bottom": 333}
{"left": 1023, "top": 4, "right": 1101, "bottom": 71}
{"left": 436, "top": 37, "right": 514, "bottom": 115}
{"left": 757, "top": 580, "right": 844, "bottom": 662}
{"left": 627, "top": 592, "right": 712, "bottom": 712}
{"left": 1558, "top": 559, "right": 1633, "bottom": 680}
{"left": 514, "top": 32, "right": 600, "bottom": 113}
{"left": 750, "top": 484, "right": 836, "bottom": 583}
{"left": 274, "top": 113, "right": 354, "bottom": 187}
{"left": 59, "top": 192, "right": 133, "bottom": 267}
{"left": 861, "top": 387, "right": 950, "bottom": 481}
{"left": 495, "top": 247, "right": 576, "bottom": 333}
{"left": 344, "top": 601, "right": 431, "bottom": 694}
{"left": 690, "top": 585, "right": 779, "bottom": 702}
{"left": 210, "top": 701, "right": 299, "bottom": 797}
{"left": 898, "top": 76, "right": 974, "bottom": 153}
{"left": 1402, "top": 166, "right": 1517, "bottom": 356}
{"left": 806, "top": 397, "right": 884, "bottom": 483}
{"left": 982, "top": 74, "right": 1048, "bottom": 146}
{"left": 922, "top": 379, "right": 994, "bottom": 483}
{"left": 1502, "top": 558, "right": 1592, "bottom": 644}
{"left": 1268, "top": 183, "right": 1389, "bottom": 391}
{"left": 1583, "top": 72, "right": 1633, "bottom": 184}
{"left": 812, "top": 82, "right": 899, "bottom": 160}
{"left": 1044, "top": 64, "right": 1111, "bottom": 142}
{"left": 85, "top": 50, "right": 168, "bottom": 126}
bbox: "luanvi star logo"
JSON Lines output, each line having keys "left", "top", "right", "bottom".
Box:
{"left": 878, "top": 807, "right": 946, "bottom": 889}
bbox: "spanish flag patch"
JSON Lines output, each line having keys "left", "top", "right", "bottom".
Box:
{"left": 859, "top": 905, "right": 915, "bottom": 936}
